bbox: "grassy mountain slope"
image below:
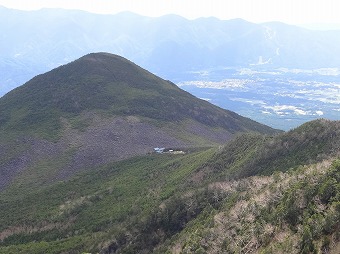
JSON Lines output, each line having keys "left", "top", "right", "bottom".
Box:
{"left": 0, "top": 119, "right": 338, "bottom": 253}
{"left": 0, "top": 52, "right": 279, "bottom": 191}
{"left": 195, "top": 119, "right": 340, "bottom": 181}
{"left": 0, "top": 149, "right": 216, "bottom": 253}
{"left": 0, "top": 52, "right": 277, "bottom": 139}
{"left": 161, "top": 158, "right": 340, "bottom": 254}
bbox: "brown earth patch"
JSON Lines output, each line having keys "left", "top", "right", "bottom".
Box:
{"left": 1, "top": 113, "right": 235, "bottom": 190}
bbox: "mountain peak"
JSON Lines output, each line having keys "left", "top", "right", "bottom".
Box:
{"left": 63, "top": 52, "right": 144, "bottom": 78}
{"left": 54, "top": 52, "right": 174, "bottom": 89}
{"left": 81, "top": 52, "right": 128, "bottom": 61}
{"left": 1, "top": 52, "right": 278, "bottom": 139}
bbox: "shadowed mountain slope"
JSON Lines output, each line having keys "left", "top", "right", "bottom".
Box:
{"left": 0, "top": 53, "right": 279, "bottom": 190}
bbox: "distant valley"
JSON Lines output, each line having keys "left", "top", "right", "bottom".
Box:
{"left": 179, "top": 66, "right": 340, "bottom": 130}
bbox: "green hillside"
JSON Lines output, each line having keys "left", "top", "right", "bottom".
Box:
{"left": 0, "top": 53, "right": 279, "bottom": 192}
{"left": 0, "top": 53, "right": 277, "bottom": 141}
{"left": 198, "top": 119, "right": 340, "bottom": 181}
{"left": 0, "top": 120, "right": 339, "bottom": 253}
{"left": 161, "top": 157, "right": 340, "bottom": 254}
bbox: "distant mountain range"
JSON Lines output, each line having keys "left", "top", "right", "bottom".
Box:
{"left": 1, "top": 6, "right": 340, "bottom": 95}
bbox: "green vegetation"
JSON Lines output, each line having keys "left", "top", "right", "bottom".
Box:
{"left": 0, "top": 119, "right": 339, "bottom": 253}
{"left": 199, "top": 119, "right": 340, "bottom": 181}
{"left": 162, "top": 158, "right": 340, "bottom": 254}
{"left": 0, "top": 53, "right": 339, "bottom": 253}
{"left": 0, "top": 149, "right": 217, "bottom": 253}
{"left": 0, "top": 53, "right": 277, "bottom": 142}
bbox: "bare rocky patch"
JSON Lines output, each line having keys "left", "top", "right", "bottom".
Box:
{"left": 1, "top": 112, "right": 235, "bottom": 190}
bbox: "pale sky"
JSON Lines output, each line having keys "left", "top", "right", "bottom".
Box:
{"left": 0, "top": 0, "right": 340, "bottom": 25}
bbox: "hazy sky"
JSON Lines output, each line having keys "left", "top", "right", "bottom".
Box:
{"left": 0, "top": 0, "right": 339, "bottom": 25}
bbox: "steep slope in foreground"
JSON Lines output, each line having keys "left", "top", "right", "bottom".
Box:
{"left": 162, "top": 158, "right": 340, "bottom": 254}
{"left": 196, "top": 119, "right": 340, "bottom": 181}
{"left": 0, "top": 120, "right": 338, "bottom": 254}
{"left": 0, "top": 53, "right": 278, "bottom": 190}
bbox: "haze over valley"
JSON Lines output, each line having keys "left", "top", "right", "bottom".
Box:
{"left": 179, "top": 66, "right": 340, "bottom": 130}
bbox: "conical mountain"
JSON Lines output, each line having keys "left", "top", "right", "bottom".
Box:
{"left": 0, "top": 53, "right": 277, "bottom": 138}
{"left": 0, "top": 52, "right": 279, "bottom": 190}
